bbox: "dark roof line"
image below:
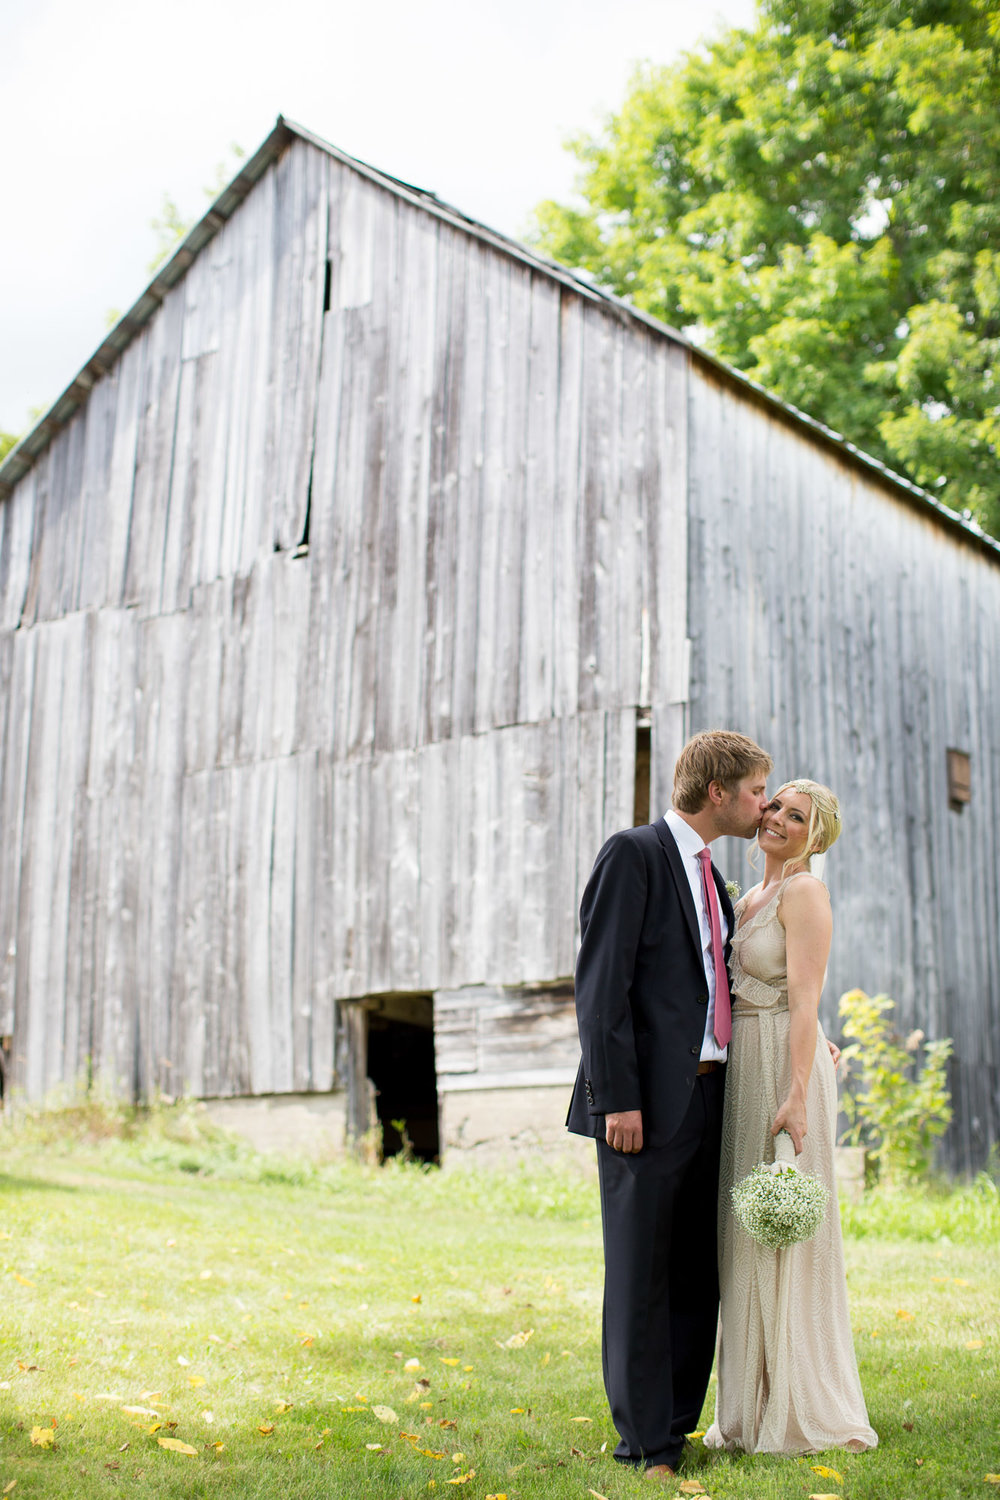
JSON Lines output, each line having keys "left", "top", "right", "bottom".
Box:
{"left": 1, "top": 115, "right": 997, "bottom": 565}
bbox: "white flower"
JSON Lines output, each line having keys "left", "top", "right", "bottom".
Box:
{"left": 731, "top": 1158, "right": 829, "bottom": 1249}
{"left": 726, "top": 880, "right": 741, "bottom": 900}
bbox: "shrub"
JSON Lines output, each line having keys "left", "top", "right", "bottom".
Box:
{"left": 838, "top": 988, "right": 953, "bottom": 1183}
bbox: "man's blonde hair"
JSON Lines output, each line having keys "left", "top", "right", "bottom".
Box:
{"left": 672, "top": 730, "right": 773, "bottom": 814}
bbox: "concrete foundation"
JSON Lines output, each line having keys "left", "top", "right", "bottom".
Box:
{"left": 201, "top": 1092, "right": 348, "bottom": 1158}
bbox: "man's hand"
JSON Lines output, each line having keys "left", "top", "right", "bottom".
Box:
{"left": 605, "top": 1110, "right": 643, "bottom": 1153}
{"left": 827, "top": 1037, "right": 842, "bottom": 1071}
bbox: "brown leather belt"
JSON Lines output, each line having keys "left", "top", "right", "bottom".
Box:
{"left": 696, "top": 1060, "right": 724, "bottom": 1075}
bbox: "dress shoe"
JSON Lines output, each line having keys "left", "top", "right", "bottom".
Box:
{"left": 645, "top": 1462, "right": 677, "bottom": 1480}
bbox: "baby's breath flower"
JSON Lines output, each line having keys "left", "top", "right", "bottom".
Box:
{"left": 726, "top": 880, "right": 741, "bottom": 901}
{"left": 731, "top": 1159, "right": 829, "bottom": 1250}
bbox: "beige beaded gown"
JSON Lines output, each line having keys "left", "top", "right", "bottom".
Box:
{"left": 704, "top": 877, "right": 877, "bottom": 1454}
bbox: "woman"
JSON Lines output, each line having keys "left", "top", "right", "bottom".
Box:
{"left": 704, "top": 780, "right": 877, "bottom": 1455}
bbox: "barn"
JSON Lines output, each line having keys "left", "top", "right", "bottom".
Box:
{"left": 1, "top": 117, "right": 997, "bottom": 1172}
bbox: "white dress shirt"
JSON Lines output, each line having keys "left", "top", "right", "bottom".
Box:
{"left": 664, "top": 809, "right": 729, "bottom": 1064}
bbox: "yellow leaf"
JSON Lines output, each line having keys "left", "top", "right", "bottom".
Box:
{"left": 510, "top": 1408, "right": 525, "bottom": 1415}
{"left": 146, "top": 1423, "right": 164, "bottom": 1435}
{"left": 258, "top": 1424, "right": 274, "bottom": 1436}
{"left": 420, "top": 1401, "right": 434, "bottom": 1410}
{"left": 953, "top": 1278, "right": 971, "bottom": 1286}
{"left": 404, "top": 1358, "right": 422, "bottom": 1371}
{"left": 485, "top": 1494, "right": 508, "bottom": 1499}
{"left": 966, "top": 1340, "right": 984, "bottom": 1350}
{"left": 14, "top": 1275, "right": 34, "bottom": 1287}
{"left": 187, "top": 1376, "right": 206, "bottom": 1388}
{"left": 412, "top": 1294, "right": 422, "bottom": 1303}
{"left": 210, "top": 1441, "right": 224, "bottom": 1452}
{"left": 540, "top": 1353, "right": 550, "bottom": 1366}
{"left": 570, "top": 1415, "right": 592, "bottom": 1423}
{"left": 811, "top": 1467, "right": 844, "bottom": 1481}
{"left": 122, "top": 1406, "right": 160, "bottom": 1417}
{"left": 3, "top": 1482, "right": 16, "bottom": 1493}
{"left": 447, "top": 1471, "right": 475, "bottom": 1485}
{"left": 29, "top": 1427, "right": 56, "bottom": 1448}
{"left": 896, "top": 1309, "right": 914, "bottom": 1321}
{"left": 689, "top": 1430, "right": 705, "bottom": 1438}
{"left": 983, "top": 1475, "right": 1000, "bottom": 1484}
{"left": 440, "top": 1358, "right": 460, "bottom": 1366}
{"left": 156, "top": 1438, "right": 197, "bottom": 1455}
{"left": 300, "top": 1335, "right": 314, "bottom": 1347}
{"left": 139, "top": 1390, "right": 164, "bottom": 1401}
{"left": 365, "top": 1443, "right": 383, "bottom": 1451}
{"left": 373, "top": 1405, "right": 398, "bottom": 1423}
{"left": 275, "top": 1401, "right": 294, "bottom": 1413}
{"left": 588, "top": 1491, "right": 609, "bottom": 1500}
{"left": 451, "top": 1452, "right": 466, "bottom": 1463}
{"left": 807, "top": 1494, "right": 842, "bottom": 1500}
{"left": 498, "top": 1329, "right": 534, "bottom": 1349}
{"left": 679, "top": 1482, "right": 708, "bottom": 1495}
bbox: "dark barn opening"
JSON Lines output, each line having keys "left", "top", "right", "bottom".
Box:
{"left": 365, "top": 995, "right": 440, "bottom": 1163}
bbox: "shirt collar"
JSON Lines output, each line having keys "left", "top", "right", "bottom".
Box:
{"left": 664, "top": 808, "right": 709, "bottom": 861}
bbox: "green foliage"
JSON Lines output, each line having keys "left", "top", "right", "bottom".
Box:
{"left": 838, "top": 987, "right": 953, "bottom": 1182}
{"left": 0, "top": 429, "right": 20, "bottom": 462}
{"left": 529, "top": 0, "right": 1000, "bottom": 536}
{"left": 148, "top": 143, "right": 246, "bottom": 273}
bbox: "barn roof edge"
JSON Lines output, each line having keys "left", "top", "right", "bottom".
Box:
{"left": 1, "top": 115, "right": 997, "bottom": 566}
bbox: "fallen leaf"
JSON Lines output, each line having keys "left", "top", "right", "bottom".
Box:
{"left": 485, "top": 1494, "right": 508, "bottom": 1499}
{"left": 896, "top": 1309, "right": 914, "bottom": 1321}
{"left": 983, "top": 1475, "right": 1000, "bottom": 1485}
{"left": 412, "top": 1294, "right": 422, "bottom": 1303}
{"left": 966, "top": 1340, "right": 984, "bottom": 1350}
{"left": 510, "top": 1408, "right": 526, "bottom": 1415}
{"left": 156, "top": 1438, "right": 197, "bottom": 1455}
{"left": 373, "top": 1405, "right": 398, "bottom": 1423}
{"left": 679, "top": 1483, "right": 708, "bottom": 1496}
{"left": 187, "top": 1375, "right": 206, "bottom": 1388}
{"left": 953, "top": 1278, "right": 971, "bottom": 1286}
{"left": 3, "top": 1482, "right": 16, "bottom": 1493}
{"left": 275, "top": 1401, "right": 294, "bottom": 1414}
{"left": 570, "top": 1416, "right": 593, "bottom": 1423}
{"left": 29, "top": 1427, "right": 56, "bottom": 1449}
{"left": 300, "top": 1335, "right": 314, "bottom": 1347}
{"left": 807, "top": 1494, "right": 842, "bottom": 1499}
{"left": 404, "top": 1358, "right": 422, "bottom": 1371}
{"left": 588, "top": 1491, "right": 609, "bottom": 1500}
{"left": 451, "top": 1452, "right": 466, "bottom": 1463}
{"left": 811, "top": 1467, "right": 843, "bottom": 1481}
{"left": 138, "top": 1390, "right": 164, "bottom": 1401}
{"left": 14, "top": 1276, "right": 35, "bottom": 1288}
{"left": 122, "top": 1406, "right": 160, "bottom": 1417}
{"left": 258, "top": 1424, "right": 275, "bottom": 1436}
{"left": 447, "top": 1471, "right": 475, "bottom": 1485}
{"left": 365, "top": 1443, "right": 383, "bottom": 1451}
{"left": 903, "top": 1421, "right": 914, "bottom": 1432}
{"left": 498, "top": 1329, "right": 534, "bottom": 1349}
{"left": 209, "top": 1441, "right": 224, "bottom": 1452}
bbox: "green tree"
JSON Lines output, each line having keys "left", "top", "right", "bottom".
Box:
{"left": 529, "top": 0, "right": 1000, "bottom": 536}
{"left": 0, "top": 431, "right": 20, "bottom": 463}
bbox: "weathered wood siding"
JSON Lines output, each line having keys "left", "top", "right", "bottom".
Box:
{"left": 0, "top": 136, "right": 689, "bottom": 1102}
{"left": 686, "top": 365, "right": 1000, "bottom": 1172}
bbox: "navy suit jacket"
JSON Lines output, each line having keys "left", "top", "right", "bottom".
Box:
{"left": 566, "top": 818, "right": 735, "bottom": 1149}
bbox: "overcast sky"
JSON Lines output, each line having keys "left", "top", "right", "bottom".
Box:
{"left": 1, "top": 0, "right": 757, "bottom": 435}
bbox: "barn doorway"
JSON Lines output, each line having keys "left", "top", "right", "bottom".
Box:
{"left": 363, "top": 994, "right": 440, "bottom": 1164}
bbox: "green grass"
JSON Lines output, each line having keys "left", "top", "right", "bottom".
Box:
{"left": 0, "top": 1106, "right": 998, "bottom": 1498}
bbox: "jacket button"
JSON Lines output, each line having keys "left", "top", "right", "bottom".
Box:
{"left": 689, "top": 1046, "right": 699, "bottom": 1056}
{"left": 696, "top": 993, "right": 708, "bottom": 1005}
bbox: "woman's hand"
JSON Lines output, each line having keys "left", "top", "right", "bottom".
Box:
{"left": 827, "top": 1037, "right": 842, "bottom": 1070}
{"left": 771, "top": 1094, "right": 807, "bottom": 1154}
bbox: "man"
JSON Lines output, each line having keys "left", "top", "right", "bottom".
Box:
{"left": 566, "top": 729, "right": 773, "bottom": 1478}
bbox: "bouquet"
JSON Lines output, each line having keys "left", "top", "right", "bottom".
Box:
{"left": 731, "top": 1131, "right": 829, "bottom": 1250}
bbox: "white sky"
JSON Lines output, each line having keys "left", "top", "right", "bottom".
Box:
{"left": 1, "top": 0, "right": 757, "bottom": 435}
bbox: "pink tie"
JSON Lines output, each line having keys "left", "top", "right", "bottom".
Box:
{"left": 697, "top": 847, "right": 731, "bottom": 1047}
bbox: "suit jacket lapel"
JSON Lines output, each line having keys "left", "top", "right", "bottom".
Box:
{"left": 654, "top": 818, "right": 703, "bottom": 960}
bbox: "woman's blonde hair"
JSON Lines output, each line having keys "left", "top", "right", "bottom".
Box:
{"left": 773, "top": 779, "right": 842, "bottom": 867}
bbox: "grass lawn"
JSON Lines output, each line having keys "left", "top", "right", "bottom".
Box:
{"left": 1, "top": 1108, "right": 998, "bottom": 1499}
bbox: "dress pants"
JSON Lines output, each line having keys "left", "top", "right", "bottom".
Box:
{"left": 596, "top": 1069, "right": 724, "bottom": 1470}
